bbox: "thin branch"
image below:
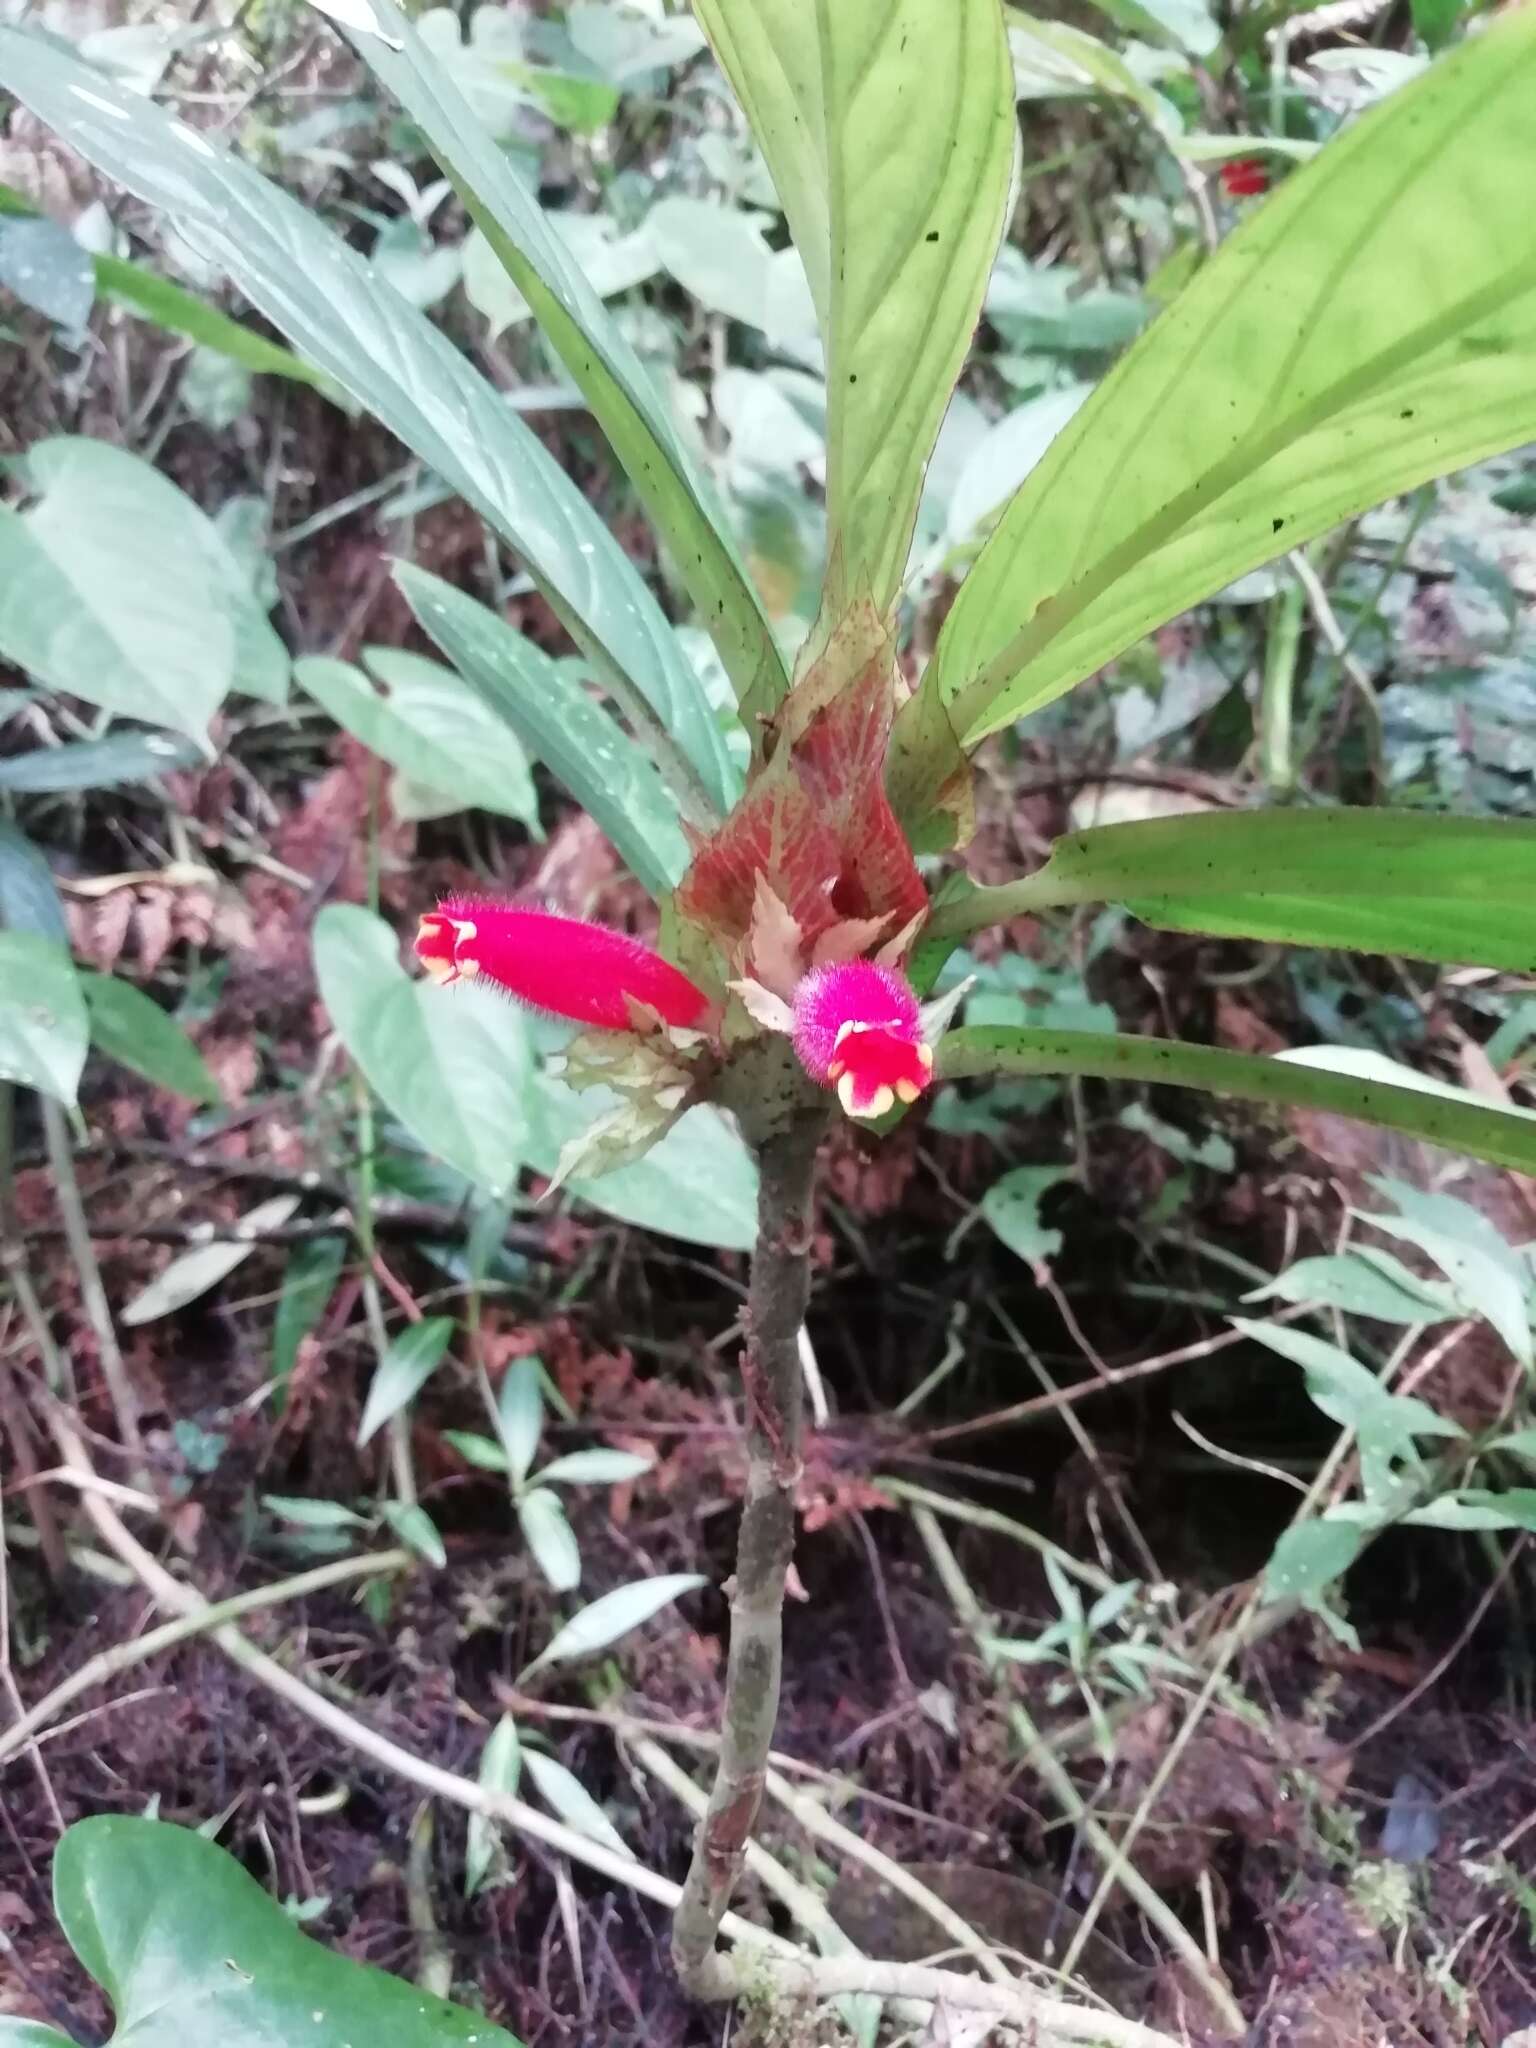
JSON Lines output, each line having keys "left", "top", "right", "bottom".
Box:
{"left": 672, "top": 1107, "right": 824, "bottom": 1997}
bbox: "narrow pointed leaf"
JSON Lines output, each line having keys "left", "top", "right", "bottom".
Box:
{"left": 311, "top": 0, "right": 781, "bottom": 726}
{"left": 357, "top": 1316, "right": 455, "bottom": 1446}
{"left": 694, "top": 0, "right": 1015, "bottom": 612}
{"left": 395, "top": 564, "right": 688, "bottom": 899}
{"left": 934, "top": 11, "right": 1536, "bottom": 746}
{"left": 929, "top": 808, "right": 1536, "bottom": 973}
{"left": 522, "top": 1571, "right": 705, "bottom": 1676}
{"left": 938, "top": 1025, "right": 1536, "bottom": 1177}
{"left": 80, "top": 972, "right": 220, "bottom": 1103}
{"left": 0, "top": 28, "right": 731, "bottom": 811}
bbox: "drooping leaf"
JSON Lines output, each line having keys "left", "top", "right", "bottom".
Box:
{"left": 0, "top": 29, "right": 732, "bottom": 813}
{"left": 314, "top": 903, "right": 530, "bottom": 1197}
{"left": 522, "top": 1572, "right": 705, "bottom": 1677}
{"left": 28, "top": 1817, "right": 522, "bottom": 2048}
{"left": 694, "top": 0, "right": 1015, "bottom": 611}
{"left": 379, "top": 1500, "right": 446, "bottom": 1568}
{"left": 295, "top": 650, "right": 540, "bottom": 832}
{"left": 357, "top": 1316, "right": 456, "bottom": 1446}
{"left": 395, "top": 565, "right": 688, "bottom": 899}
{"left": 520, "top": 1749, "right": 632, "bottom": 1857}
{"left": 1262, "top": 1519, "right": 1366, "bottom": 1610}
{"left": 80, "top": 972, "right": 219, "bottom": 1103}
{"left": 0, "top": 822, "right": 68, "bottom": 943}
{"left": 120, "top": 1196, "right": 301, "bottom": 1325}
{"left": 1244, "top": 1249, "right": 1457, "bottom": 1325}
{"left": 0, "top": 438, "right": 287, "bottom": 736}
{"left": 937, "top": 1025, "right": 1536, "bottom": 1178}
{"left": 929, "top": 808, "right": 1536, "bottom": 974}
{"left": 0, "top": 932, "right": 87, "bottom": 1103}
{"left": 311, "top": 0, "right": 780, "bottom": 727}
{"left": 271, "top": 1236, "right": 347, "bottom": 1402}
{"left": 931, "top": 12, "right": 1536, "bottom": 751}
{"left": 466, "top": 1715, "right": 522, "bottom": 1897}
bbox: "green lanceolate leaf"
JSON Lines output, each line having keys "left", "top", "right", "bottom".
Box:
{"left": 0, "top": 30, "right": 732, "bottom": 818}
{"left": 694, "top": 0, "right": 1015, "bottom": 615}
{"left": 938, "top": 1026, "right": 1536, "bottom": 1178}
{"left": 395, "top": 564, "right": 689, "bottom": 898}
{"left": 0, "top": 932, "right": 86, "bottom": 1103}
{"left": 927, "top": 807, "right": 1536, "bottom": 973}
{"left": 314, "top": 904, "right": 530, "bottom": 1197}
{"left": 0, "top": 438, "right": 287, "bottom": 735}
{"left": 80, "top": 972, "right": 220, "bottom": 1103}
{"left": 0, "top": 177, "right": 331, "bottom": 387}
{"left": 0, "top": 730, "right": 203, "bottom": 793}
{"left": 23, "top": 1816, "right": 521, "bottom": 2048}
{"left": 932, "top": 8, "right": 1536, "bottom": 747}
{"left": 358, "top": 1315, "right": 456, "bottom": 1445}
{"left": 295, "top": 649, "right": 540, "bottom": 832}
{"left": 310, "top": 0, "right": 781, "bottom": 731}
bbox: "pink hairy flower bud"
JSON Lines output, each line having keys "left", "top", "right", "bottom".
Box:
{"left": 790, "top": 959, "right": 933, "bottom": 1121}
{"left": 415, "top": 898, "right": 710, "bottom": 1032}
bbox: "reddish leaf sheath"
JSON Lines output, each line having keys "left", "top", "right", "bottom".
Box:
{"left": 416, "top": 899, "right": 710, "bottom": 1031}
{"left": 791, "top": 960, "right": 933, "bottom": 1120}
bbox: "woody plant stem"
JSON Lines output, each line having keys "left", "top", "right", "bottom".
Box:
{"left": 672, "top": 1093, "right": 827, "bottom": 1997}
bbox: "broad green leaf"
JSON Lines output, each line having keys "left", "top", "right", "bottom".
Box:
{"left": 295, "top": 650, "right": 540, "bottom": 832}
{"left": 0, "top": 822, "right": 68, "bottom": 943}
{"left": 0, "top": 932, "right": 87, "bottom": 1103}
{"left": 1262, "top": 1519, "right": 1366, "bottom": 1608}
{"left": 523, "top": 1571, "right": 705, "bottom": 1677}
{"left": 521, "top": 1749, "right": 633, "bottom": 1857}
{"left": 443, "top": 1429, "right": 511, "bottom": 1472}
{"left": 517, "top": 1486, "right": 581, "bottom": 1591}
{"left": 466, "top": 1714, "right": 522, "bottom": 1896}
{"left": 1244, "top": 1249, "right": 1457, "bottom": 1325}
{"left": 308, "top": 0, "right": 779, "bottom": 730}
{"left": 496, "top": 1355, "right": 544, "bottom": 1488}
{"left": 80, "top": 972, "right": 219, "bottom": 1103}
{"left": 121, "top": 1195, "right": 301, "bottom": 1325}
{"left": 0, "top": 214, "right": 92, "bottom": 326}
{"left": 0, "top": 730, "right": 202, "bottom": 793}
{"left": 538, "top": 1447, "right": 654, "bottom": 1486}
{"left": 396, "top": 565, "right": 688, "bottom": 899}
{"left": 0, "top": 438, "right": 287, "bottom": 735}
{"left": 357, "top": 1316, "right": 456, "bottom": 1445}
{"left": 32, "top": 1817, "right": 521, "bottom": 2048}
{"left": 272, "top": 1235, "right": 347, "bottom": 1400}
{"left": 461, "top": 213, "right": 658, "bottom": 339}
{"left": 314, "top": 903, "right": 530, "bottom": 1197}
{"left": 0, "top": 31, "right": 732, "bottom": 816}
{"left": 933, "top": 12, "right": 1536, "bottom": 747}
{"left": 937, "top": 1026, "right": 1536, "bottom": 1179}
{"left": 980, "top": 1164, "right": 1072, "bottom": 1267}
{"left": 529, "top": 1072, "right": 758, "bottom": 1249}
{"left": 647, "top": 195, "right": 816, "bottom": 342}
{"left": 694, "top": 0, "right": 1015, "bottom": 611}
{"left": 1365, "top": 1214, "right": 1532, "bottom": 1369}
{"left": 929, "top": 808, "right": 1536, "bottom": 975}
{"left": 1232, "top": 1318, "right": 1463, "bottom": 1456}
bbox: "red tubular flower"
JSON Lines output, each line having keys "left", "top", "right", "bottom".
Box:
{"left": 791, "top": 960, "right": 934, "bottom": 1120}
{"left": 416, "top": 898, "right": 710, "bottom": 1032}
{"left": 1219, "top": 156, "right": 1269, "bottom": 199}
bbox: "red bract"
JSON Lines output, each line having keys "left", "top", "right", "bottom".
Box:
{"left": 678, "top": 656, "right": 928, "bottom": 958}
{"left": 1219, "top": 156, "right": 1269, "bottom": 199}
{"left": 791, "top": 960, "right": 933, "bottom": 1120}
{"left": 416, "top": 898, "right": 710, "bottom": 1032}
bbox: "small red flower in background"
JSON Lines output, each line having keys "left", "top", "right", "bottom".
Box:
{"left": 1219, "top": 156, "right": 1269, "bottom": 200}
{"left": 791, "top": 960, "right": 933, "bottom": 1120}
{"left": 416, "top": 898, "right": 709, "bottom": 1032}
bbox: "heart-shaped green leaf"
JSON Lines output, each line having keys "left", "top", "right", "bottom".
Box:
{"left": 315, "top": 904, "right": 530, "bottom": 1197}
{"left": 933, "top": 9, "right": 1536, "bottom": 748}
{"left": 0, "top": 438, "right": 286, "bottom": 735}
{"left": 0, "top": 1816, "right": 521, "bottom": 2048}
